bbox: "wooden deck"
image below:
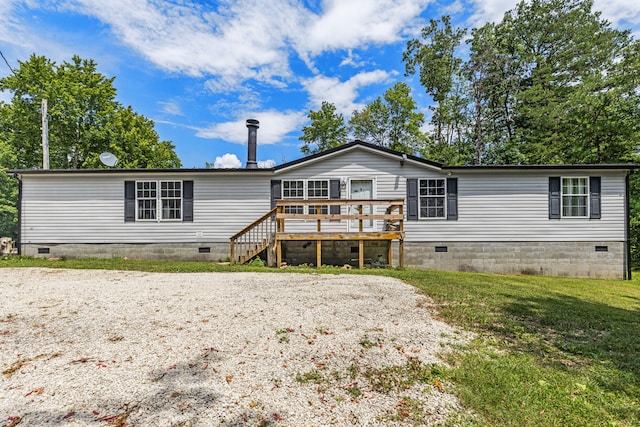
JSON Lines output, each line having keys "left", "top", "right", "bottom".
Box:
{"left": 230, "top": 199, "right": 405, "bottom": 268}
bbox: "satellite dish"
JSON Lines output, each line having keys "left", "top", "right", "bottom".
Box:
{"left": 99, "top": 152, "right": 118, "bottom": 167}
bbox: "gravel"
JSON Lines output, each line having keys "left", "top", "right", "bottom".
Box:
{"left": 0, "top": 268, "right": 470, "bottom": 426}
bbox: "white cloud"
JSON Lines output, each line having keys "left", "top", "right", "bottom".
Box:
{"left": 466, "top": 0, "right": 516, "bottom": 26}
{"left": 213, "top": 153, "right": 242, "bottom": 168}
{"left": 196, "top": 110, "right": 307, "bottom": 145}
{"left": 303, "top": 70, "right": 393, "bottom": 117}
{"left": 63, "top": 0, "right": 307, "bottom": 84}
{"left": 339, "top": 49, "right": 366, "bottom": 68}
{"left": 467, "top": 0, "right": 640, "bottom": 29}
{"left": 158, "top": 100, "right": 183, "bottom": 116}
{"left": 257, "top": 159, "right": 276, "bottom": 168}
{"left": 26, "top": 0, "right": 433, "bottom": 90}
{"left": 297, "top": 0, "right": 431, "bottom": 56}
{"left": 595, "top": 0, "right": 640, "bottom": 28}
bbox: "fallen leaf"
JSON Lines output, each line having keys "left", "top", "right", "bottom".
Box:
{"left": 5, "top": 416, "right": 22, "bottom": 427}
{"left": 249, "top": 401, "right": 258, "bottom": 408}
{"left": 225, "top": 375, "right": 234, "bottom": 384}
{"left": 25, "top": 387, "right": 44, "bottom": 397}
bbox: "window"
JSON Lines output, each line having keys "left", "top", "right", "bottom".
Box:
{"left": 282, "top": 180, "right": 304, "bottom": 214}
{"left": 308, "top": 180, "right": 329, "bottom": 214}
{"left": 136, "top": 180, "right": 182, "bottom": 221}
{"left": 562, "top": 177, "right": 588, "bottom": 217}
{"left": 419, "top": 179, "right": 446, "bottom": 218}
{"left": 161, "top": 181, "right": 182, "bottom": 220}
{"left": 406, "top": 178, "right": 457, "bottom": 221}
{"left": 137, "top": 181, "right": 157, "bottom": 220}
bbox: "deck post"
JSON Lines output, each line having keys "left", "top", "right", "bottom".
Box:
{"left": 230, "top": 238, "right": 235, "bottom": 264}
{"left": 316, "top": 240, "right": 321, "bottom": 268}
{"left": 399, "top": 239, "right": 404, "bottom": 267}
{"left": 387, "top": 240, "right": 392, "bottom": 267}
{"left": 359, "top": 239, "right": 364, "bottom": 269}
{"left": 277, "top": 240, "right": 282, "bottom": 267}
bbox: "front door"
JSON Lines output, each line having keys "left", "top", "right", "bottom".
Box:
{"left": 350, "top": 179, "right": 373, "bottom": 230}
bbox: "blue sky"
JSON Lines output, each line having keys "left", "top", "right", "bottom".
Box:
{"left": 1, "top": 0, "right": 639, "bottom": 168}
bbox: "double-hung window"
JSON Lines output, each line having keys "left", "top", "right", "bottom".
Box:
{"left": 548, "top": 176, "right": 600, "bottom": 220}
{"left": 562, "top": 177, "right": 588, "bottom": 217}
{"left": 308, "top": 180, "right": 329, "bottom": 214}
{"left": 136, "top": 180, "right": 182, "bottom": 221}
{"left": 419, "top": 179, "right": 446, "bottom": 218}
{"left": 282, "top": 180, "right": 304, "bottom": 214}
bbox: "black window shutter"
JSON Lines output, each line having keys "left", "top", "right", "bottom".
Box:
{"left": 183, "top": 180, "right": 194, "bottom": 222}
{"left": 271, "top": 180, "right": 281, "bottom": 209}
{"left": 446, "top": 177, "right": 458, "bottom": 220}
{"left": 407, "top": 179, "right": 418, "bottom": 221}
{"left": 549, "top": 177, "right": 561, "bottom": 219}
{"left": 124, "top": 181, "right": 135, "bottom": 222}
{"left": 329, "top": 179, "right": 341, "bottom": 214}
{"left": 590, "top": 176, "right": 601, "bottom": 219}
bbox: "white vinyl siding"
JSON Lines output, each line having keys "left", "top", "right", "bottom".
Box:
{"left": 17, "top": 146, "right": 628, "bottom": 247}
{"left": 20, "top": 173, "right": 271, "bottom": 244}
{"left": 274, "top": 149, "right": 626, "bottom": 242}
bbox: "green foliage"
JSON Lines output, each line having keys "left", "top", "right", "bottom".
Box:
{"left": 0, "top": 54, "right": 181, "bottom": 169}
{"left": 0, "top": 54, "right": 182, "bottom": 240}
{"left": 349, "top": 82, "right": 425, "bottom": 153}
{"left": 247, "top": 256, "right": 265, "bottom": 267}
{"left": 403, "top": 15, "right": 468, "bottom": 152}
{"left": 299, "top": 101, "right": 348, "bottom": 155}
{"left": 0, "top": 137, "right": 18, "bottom": 238}
{"left": 404, "top": 0, "right": 640, "bottom": 166}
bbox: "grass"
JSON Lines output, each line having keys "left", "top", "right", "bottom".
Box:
{"left": 2, "top": 256, "right": 640, "bottom": 425}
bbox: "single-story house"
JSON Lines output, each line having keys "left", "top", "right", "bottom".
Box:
{"left": 8, "top": 120, "right": 637, "bottom": 279}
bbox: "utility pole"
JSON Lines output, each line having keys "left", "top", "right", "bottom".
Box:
{"left": 41, "top": 98, "right": 49, "bottom": 169}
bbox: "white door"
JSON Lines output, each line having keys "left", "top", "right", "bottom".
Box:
{"left": 350, "top": 179, "right": 373, "bottom": 230}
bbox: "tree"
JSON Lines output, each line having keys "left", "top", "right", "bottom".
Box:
{"left": 479, "top": 0, "right": 640, "bottom": 164}
{"left": 0, "top": 54, "right": 181, "bottom": 169}
{"left": 299, "top": 101, "right": 348, "bottom": 155}
{"left": 349, "top": 82, "right": 425, "bottom": 153}
{"left": 0, "top": 54, "right": 182, "bottom": 237}
{"left": 0, "top": 135, "right": 18, "bottom": 239}
{"left": 403, "top": 16, "right": 466, "bottom": 147}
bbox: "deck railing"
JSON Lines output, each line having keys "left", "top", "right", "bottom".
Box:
{"left": 274, "top": 199, "right": 405, "bottom": 268}
{"left": 230, "top": 199, "right": 405, "bottom": 267}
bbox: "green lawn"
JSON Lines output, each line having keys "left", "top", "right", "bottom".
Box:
{"left": 2, "top": 257, "right": 639, "bottom": 426}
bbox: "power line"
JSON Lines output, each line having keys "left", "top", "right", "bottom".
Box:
{"left": 0, "top": 50, "right": 15, "bottom": 75}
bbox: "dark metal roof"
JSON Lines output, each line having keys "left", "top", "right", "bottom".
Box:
{"left": 444, "top": 164, "right": 640, "bottom": 171}
{"left": 273, "top": 140, "right": 444, "bottom": 170}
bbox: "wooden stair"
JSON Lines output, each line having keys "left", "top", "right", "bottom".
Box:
{"left": 230, "top": 208, "right": 277, "bottom": 264}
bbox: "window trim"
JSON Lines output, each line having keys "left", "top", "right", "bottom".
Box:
{"left": 561, "top": 176, "right": 589, "bottom": 218}
{"left": 307, "top": 179, "right": 330, "bottom": 215}
{"left": 135, "top": 180, "right": 184, "bottom": 222}
{"left": 281, "top": 179, "right": 331, "bottom": 215}
{"left": 418, "top": 178, "right": 447, "bottom": 219}
{"left": 281, "top": 179, "right": 305, "bottom": 214}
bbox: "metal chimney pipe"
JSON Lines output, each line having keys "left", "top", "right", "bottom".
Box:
{"left": 246, "top": 119, "right": 259, "bottom": 169}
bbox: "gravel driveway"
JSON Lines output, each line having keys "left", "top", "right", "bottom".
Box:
{"left": 1, "top": 268, "right": 468, "bottom": 426}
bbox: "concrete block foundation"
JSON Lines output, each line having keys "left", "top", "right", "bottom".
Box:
{"left": 21, "top": 240, "right": 627, "bottom": 279}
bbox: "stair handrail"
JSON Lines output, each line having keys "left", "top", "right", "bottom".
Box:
{"left": 230, "top": 207, "right": 277, "bottom": 264}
